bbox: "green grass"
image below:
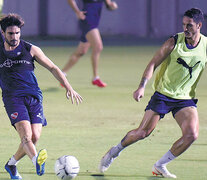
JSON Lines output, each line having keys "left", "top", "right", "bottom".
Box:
{"left": 0, "top": 45, "right": 206, "bottom": 180}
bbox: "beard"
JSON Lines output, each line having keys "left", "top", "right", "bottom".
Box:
{"left": 184, "top": 31, "right": 190, "bottom": 36}
{"left": 5, "top": 38, "right": 18, "bottom": 47}
{"left": 184, "top": 31, "right": 194, "bottom": 40}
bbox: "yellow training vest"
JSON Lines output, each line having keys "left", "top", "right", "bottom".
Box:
{"left": 154, "top": 32, "right": 207, "bottom": 99}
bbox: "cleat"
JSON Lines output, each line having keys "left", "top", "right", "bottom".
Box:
{"left": 36, "top": 149, "right": 47, "bottom": 176}
{"left": 92, "top": 78, "right": 107, "bottom": 88}
{"left": 99, "top": 147, "right": 118, "bottom": 173}
{"left": 5, "top": 161, "right": 22, "bottom": 179}
{"left": 152, "top": 164, "right": 177, "bottom": 178}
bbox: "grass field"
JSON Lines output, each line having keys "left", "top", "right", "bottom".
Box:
{"left": 0, "top": 44, "right": 206, "bottom": 180}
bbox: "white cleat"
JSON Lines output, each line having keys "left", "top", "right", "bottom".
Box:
{"left": 99, "top": 147, "right": 118, "bottom": 173}
{"left": 152, "top": 164, "right": 177, "bottom": 178}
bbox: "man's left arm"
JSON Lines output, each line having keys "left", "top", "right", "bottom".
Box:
{"left": 30, "top": 45, "right": 82, "bottom": 104}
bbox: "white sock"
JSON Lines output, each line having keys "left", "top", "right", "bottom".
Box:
{"left": 93, "top": 76, "right": 100, "bottom": 80}
{"left": 8, "top": 156, "right": 19, "bottom": 166}
{"left": 155, "top": 150, "right": 176, "bottom": 167}
{"left": 32, "top": 155, "right": 37, "bottom": 166}
{"left": 111, "top": 143, "right": 125, "bottom": 157}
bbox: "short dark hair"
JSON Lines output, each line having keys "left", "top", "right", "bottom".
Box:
{"left": 184, "top": 8, "right": 204, "bottom": 24}
{"left": 0, "top": 13, "right": 24, "bottom": 32}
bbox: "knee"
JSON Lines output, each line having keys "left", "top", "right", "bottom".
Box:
{"left": 98, "top": 43, "right": 103, "bottom": 52}
{"left": 76, "top": 48, "right": 88, "bottom": 57}
{"left": 78, "top": 51, "right": 87, "bottom": 57}
{"left": 184, "top": 131, "right": 199, "bottom": 143}
{"left": 192, "top": 132, "right": 199, "bottom": 141}
{"left": 21, "top": 135, "right": 32, "bottom": 145}
{"left": 32, "top": 133, "right": 41, "bottom": 145}
{"left": 93, "top": 43, "right": 103, "bottom": 53}
{"left": 128, "top": 128, "right": 151, "bottom": 141}
{"left": 138, "top": 129, "right": 152, "bottom": 139}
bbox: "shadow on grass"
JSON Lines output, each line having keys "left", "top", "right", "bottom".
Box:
{"left": 90, "top": 173, "right": 162, "bottom": 180}
{"left": 90, "top": 174, "right": 109, "bottom": 180}
{"left": 147, "top": 176, "right": 163, "bottom": 179}
{"left": 41, "top": 87, "right": 60, "bottom": 93}
{"left": 0, "top": 171, "right": 163, "bottom": 180}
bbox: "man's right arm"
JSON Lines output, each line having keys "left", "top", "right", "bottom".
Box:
{"left": 67, "top": 0, "right": 86, "bottom": 20}
{"left": 104, "top": 0, "right": 118, "bottom": 11}
{"left": 133, "top": 37, "right": 175, "bottom": 102}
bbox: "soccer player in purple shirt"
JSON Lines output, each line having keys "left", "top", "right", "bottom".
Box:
{"left": 0, "top": 13, "right": 82, "bottom": 179}
{"left": 62, "top": 0, "right": 118, "bottom": 87}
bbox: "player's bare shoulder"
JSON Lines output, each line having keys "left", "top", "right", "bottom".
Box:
{"left": 160, "top": 36, "right": 176, "bottom": 55}
{"left": 30, "top": 45, "right": 43, "bottom": 57}
{"left": 164, "top": 37, "right": 176, "bottom": 52}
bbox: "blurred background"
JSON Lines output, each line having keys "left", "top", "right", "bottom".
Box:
{"left": 2, "top": 0, "right": 207, "bottom": 42}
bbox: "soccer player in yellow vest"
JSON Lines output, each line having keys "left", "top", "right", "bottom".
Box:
{"left": 99, "top": 8, "right": 206, "bottom": 178}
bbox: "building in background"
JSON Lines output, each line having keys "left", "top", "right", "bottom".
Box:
{"left": 2, "top": 0, "right": 207, "bottom": 39}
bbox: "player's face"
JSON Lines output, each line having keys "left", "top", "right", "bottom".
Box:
{"left": 3, "top": 26, "right": 21, "bottom": 47}
{"left": 182, "top": 16, "right": 201, "bottom": 40}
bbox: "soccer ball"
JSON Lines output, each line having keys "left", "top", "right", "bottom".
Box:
{"left": 55, "top": 155, "right": 80, "bottom": 180}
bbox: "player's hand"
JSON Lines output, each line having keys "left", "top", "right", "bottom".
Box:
{"left": 76, "top": 11, "right": 86, "bottom": 20}
{"left": 107, "top": 1, "right": 118, "bottom": 11}
{"left": 133, "top": 87, "right": 144, "bottom": 102}
{"left": 66, "top": 89, "right": 83, "bottom": 105}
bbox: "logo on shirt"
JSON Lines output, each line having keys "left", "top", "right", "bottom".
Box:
{"left": 11, "top": 112, "right": 18, "bottom": 120}
{"left": 0, "top": 59, "right": 31, "bottom": 68}
{"left": 177, "top": 58, "right": 201, "bottom": 78}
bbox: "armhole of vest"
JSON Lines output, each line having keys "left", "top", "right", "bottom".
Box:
{"left": 22, "top": 40, "right": 32, "bottom": 52}
{"left": 171, "top": 34, "right": 178, "bottom": 47}
{"left": 22, "top": 40, "right": 36, "bottom": 61}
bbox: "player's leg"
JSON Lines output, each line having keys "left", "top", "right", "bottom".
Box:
{"left": 5, "top": 96, "right": 47, "bottom": 178}
{"left": 121, "top": 110, "right": 160, "bottom": 146}
{"left": 31, "top": 123, "right": 47, "bottom": 176}
{"left": 6, "top": 124, "right": 42, "bottom": 165}
{"left": 99, "top": 110, "right": 160, "bottom": 172}
{"left": 86, "top": 28, "right": 103, "bottom": 78}
{"left": 31, "top": 123, "right": 42, "bottom": 145}
{"left": 62, "top": 41, "right": 90, "bottom": 74}
{"left": 8, "top": 119, "right": 43, "bottom": 161}
{"left": 15, "top": 121, "right": 38, "bottom": 159}
{"left": 153, "top": 106, "right": 198, "bottom": 178}
{"left": 4, "top": 97, "right": 30, "bottom": 179}
{"left": 86, "top": 28, "right": 106, "bottom": 87}
{"left": 10, "top": 122, "right": 46, "bottom": 176}
{"left": 5, "top": 144, "right": 23, "bottom": 180}
{"left": 28, "top": 96, "right": 48, "bottom": 176}
{"left": 5, "top": 120, "right": 35, "bottom": 179}
{"left": 5, "top": 143, "right": 26, "bottom": 178}
{"left": 171, "top": 106, "right": 199, "bottom": 155}
{"left": 5, "top": 122, "right": 44, "bottom": 179}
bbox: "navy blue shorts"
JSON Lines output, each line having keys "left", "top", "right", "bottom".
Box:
{"left": 4, "top": 96, "right": 47, "bottom": 126}
{"left": 79, "top": 2, "right": 103, "bottom": 42}
{"left": 145, "top": 91, "right": 198, "bottom": 119}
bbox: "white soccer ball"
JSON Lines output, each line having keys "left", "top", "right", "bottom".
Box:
{"left": 55, "top": 155, "right": 80, "bottom": 180}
